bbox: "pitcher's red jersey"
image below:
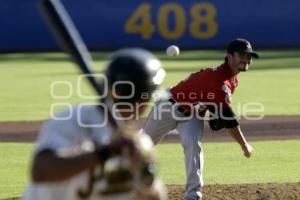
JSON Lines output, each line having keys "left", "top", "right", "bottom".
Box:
{"left": 170, "top": 62, "right": 238, "bottom": 108}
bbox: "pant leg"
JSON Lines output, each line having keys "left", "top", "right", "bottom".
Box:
{"left": 143, "top": 98, "right": 177, "bottom": 144}
{"left": 177, "top": 117, "right": 204, "bottom": 200}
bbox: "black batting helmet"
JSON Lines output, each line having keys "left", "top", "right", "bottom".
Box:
{"left": 105, "top": 48, "right": 165, "bottom": 103}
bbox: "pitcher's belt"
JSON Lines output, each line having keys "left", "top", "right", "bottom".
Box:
{"left": 168, "top": 98, "right": 191, "bottom": 117}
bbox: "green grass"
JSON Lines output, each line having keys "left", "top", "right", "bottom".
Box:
{"left": 156, "top": 141, "right": 300, "bottom": 185}
{"left": 1, "top": 141, "right": 300, "bottom": 199}
{"left": 0, "top": 50, "right": 300, "bottom": 121}
{"left": 0, "top": 143, "right": 34, "bottom": 199}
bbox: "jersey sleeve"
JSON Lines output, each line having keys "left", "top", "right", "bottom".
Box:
{"left": 208, "top": 80, "right": 239, "bottom": 131}
{"left": 34, "top": 108, "right": 83, "bottom": 154}
{"left": 208, "top": 106, "right": 239, "bottom": 130}
{"left": 219, "top": 81, "right": 233, "bottom": 107}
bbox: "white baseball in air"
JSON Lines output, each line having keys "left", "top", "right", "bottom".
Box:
{"left": 166, "top": 45, "right": 180, "bottom": 57}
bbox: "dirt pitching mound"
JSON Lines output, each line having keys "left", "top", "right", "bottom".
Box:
{"left": 4, "top": 183, "right": 300, "bottom": 200}
{"left": 167, "top": 183, "right": 300, "bottom": 200}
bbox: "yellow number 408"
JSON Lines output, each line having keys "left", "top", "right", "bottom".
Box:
{"left": 124, "top": 3, "right": 218, "bottom": 40}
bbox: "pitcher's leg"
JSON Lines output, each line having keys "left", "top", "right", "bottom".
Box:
{"left": 143, "top": 99, "right": 177, "bottom": 144}
{"left": 177, "top": 118, "right": 204, "bottom": 200}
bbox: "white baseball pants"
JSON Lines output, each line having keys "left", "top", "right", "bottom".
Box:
{"left": 143, "top": 97, "right": 204, "bottom": 200}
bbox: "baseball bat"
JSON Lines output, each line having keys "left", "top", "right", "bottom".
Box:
{"left": 39, "top": 0, "right": 123, "bottom": 129}
{"left": 38, "top": 0, "right": 103, "bottom": 95}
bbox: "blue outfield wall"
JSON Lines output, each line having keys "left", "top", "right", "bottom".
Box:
{"left": 1, "top": 0, "right": 300, "bottom": 52}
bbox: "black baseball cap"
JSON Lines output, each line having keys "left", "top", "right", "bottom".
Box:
{"left": 227, "top": 38, "right": 259, "bottom": 58}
